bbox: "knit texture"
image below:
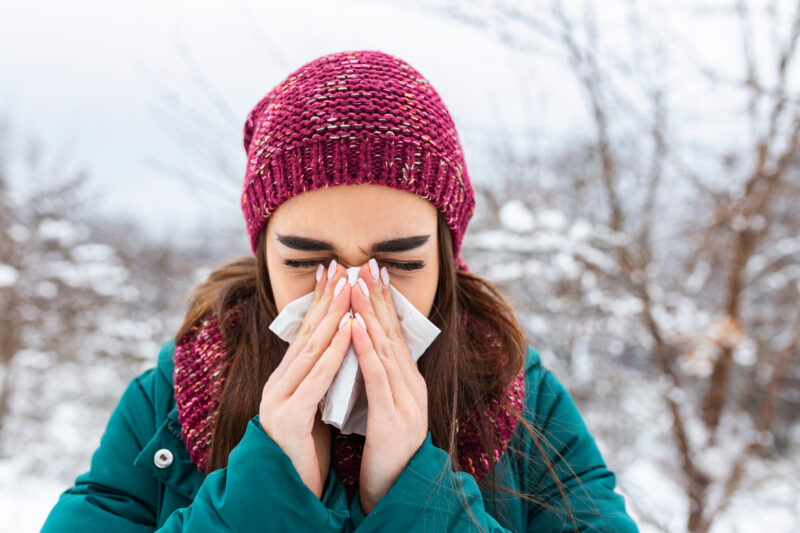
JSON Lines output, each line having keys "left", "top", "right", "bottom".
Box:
{"left": 173, "top": 302, "right": 525, "bottom": 502}
{"left": 241, "top": 50, "right": 475, "bottom": 272}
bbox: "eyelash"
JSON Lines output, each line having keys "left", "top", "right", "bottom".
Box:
{"left": 283, "top": 259, "right": 424, "bottom": 272}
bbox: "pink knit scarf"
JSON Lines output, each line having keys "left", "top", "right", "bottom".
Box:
{"left": 173, "top": 302, "right": 525, "bottom": 501}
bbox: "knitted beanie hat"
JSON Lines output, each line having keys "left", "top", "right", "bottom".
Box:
{"left": 240, "top": 49, "right": 475, "bottom": 272}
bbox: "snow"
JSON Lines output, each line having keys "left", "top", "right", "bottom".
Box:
{"left": 0, "top": 460, "right": 67, "bottom": 532}
{"left": 568, "top": 219, "right": 592, "bottom": 240}
{"left": 42, "top": 258, "right": 130, "bottom": 295}
{"left": 0, "top": 263, "right": 20, "bottom": 287}
{"left": 498, "top": 199, "right": 535, "bottom": 232}
{"left": 536, "top": 209, "right": 568, "bottom": 230}
{"left": 733, "top": 337, "right": 757, "bottom": 366}
{"left": 624, "top": 460, "right": 689, "bottom": 533}
{"left": 37, "top": 218, "right": 84, "bottom": 248}
{"left": 69, "top": 243, "right": 117, "bottom": 263}
{"left": 35, "top": 280, "right": 58, "bottom": 299}
{"left": 6, "top": 223, "right": 30, "bottom": 242}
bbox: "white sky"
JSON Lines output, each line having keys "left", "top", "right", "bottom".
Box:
{"left": 0, "top": 0, "right": 563, "bottom": 247}
{"left": 1, "top": 0, "right": 796, "bottom": 247}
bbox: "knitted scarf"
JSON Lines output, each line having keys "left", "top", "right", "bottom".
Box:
{"left": 173, "top": 302, "right": 525, "bottom": 502}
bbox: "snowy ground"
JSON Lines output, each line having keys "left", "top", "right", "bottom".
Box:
{"left": 0, "top": 461, "right": 69, "bottom": 532}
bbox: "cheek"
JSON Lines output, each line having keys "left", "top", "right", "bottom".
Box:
{"left": 277, "top": 285, "right": 317, "bottom": 312}
{"left": 266, "top": 251, "right": 316, "bottom": 311}
{"left": 268, "top": 268, "right": 313, "bottom": 313}
{"left": 269, "top": 275, "right": 287, "bottom": 313}
{"left": 391, "top": 272, "right": 438, "bottom": 318}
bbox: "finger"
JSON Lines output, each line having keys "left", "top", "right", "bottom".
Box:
{"left": 307, "top": 261, "right": 328, "bottom": 307}
{"left": 274, "top": 266, "right": 352, "bottom": 396}
{"left": 353, "top": 306, "right": 413, "bottom": 411}
{"left": 292, "top": 259, "right": 342, "bottom": 349}
{"left": 357, "top": 262, "right": 402, "bottom": 344}
{"left": 352, "top": 267, "right": 417, "bottom": 395}
{"left": 373, "top": 266, "right": 422, "bottom": 393}
{"left": 271, "top": 260, "right": 347, "bottom": 384}
{"left": 292, "top": 311, "right": 353, "bottom": 410}
{"left": 376, "top": 265, "right": 403, "bottom": 343}
{"left": 269, "top": 260, "right": 342, "bottom": 385}
{"left": 350, "top": 313, "right": 395, "bottom": 413}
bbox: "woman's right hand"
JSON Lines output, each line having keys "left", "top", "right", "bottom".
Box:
{"left": 259, "top": 260, "right": 353, "bottom": 499}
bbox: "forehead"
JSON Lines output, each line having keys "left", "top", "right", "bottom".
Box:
{"left": 269, "top": 183, "right": 438, "bottom": 238}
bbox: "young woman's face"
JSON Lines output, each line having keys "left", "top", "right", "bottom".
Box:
{"left": 265, "top": 183, "right": 440, "bottom": 317}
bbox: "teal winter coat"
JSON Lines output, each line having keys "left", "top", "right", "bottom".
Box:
{"left": 41, "top": 339, "right": 639, "bottom": 532}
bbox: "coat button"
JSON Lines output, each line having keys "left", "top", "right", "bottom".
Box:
{"left": 154, "top": 448, "right": 174, "bottom": 469}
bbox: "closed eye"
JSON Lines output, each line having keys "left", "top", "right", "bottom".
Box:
{"left": 282, "top": 259, "right": 424, "bottom": 271}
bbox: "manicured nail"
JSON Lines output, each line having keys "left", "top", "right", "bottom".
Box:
{"left": 338, "top": 311, "right": 350, "bottom": 330}
{"left": 357, "top": 278, "right": 369, "bottom": 298}
{"left": 316, "top": 263, "right": 324, "bottom": 282}
{"left": 368, "top": 258, "right": 379, "bottom": 281}
{"left": 328, "top": 259, "right": 337, "bottom": 281}
{"left": 334, "top": 276, "right": 346, "bottom": 297}
{"left": 380, "top": 266, "right": 389, "bottom": 288}
{"left": 354, "top": 312, "right": 366, "bottom": 331}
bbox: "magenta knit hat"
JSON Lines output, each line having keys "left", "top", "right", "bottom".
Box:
{"left": 241, "top": 49, "right": 475, "bottom": 272}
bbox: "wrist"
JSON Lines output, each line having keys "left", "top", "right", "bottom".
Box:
{"left": 318, "top": 468, "right": 329, "bottom": 500}
{"left": 359, "top": 492, "right": 377, "bottom": 515}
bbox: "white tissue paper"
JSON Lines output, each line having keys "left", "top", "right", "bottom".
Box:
{"left": 268, "top": 266, "right": 441, "bottom": 435}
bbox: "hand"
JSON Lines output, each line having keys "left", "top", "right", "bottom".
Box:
{"left": 259, "top": 260, "right": 353, "bottom": 499}
{"left": 349, "top": 259, "right": 429, "bottom": 515}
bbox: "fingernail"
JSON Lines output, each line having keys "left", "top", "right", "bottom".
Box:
{"left": 328, "top": 259, "right": 337, "bottom": 281}
{"left": 380, "top": 266, "right": 389, "bottom": 288}
{"left": 354, "top": 312, "right": 367, "bottom": 331}
{"left": 316, "top": 263, "right": 324, "bottom": 282}
{"left": 334, "top": 276, "right": 346, "bottom": 297}
{"left": 368, "top": 258, "right": 379, "bottom": 281}
{"left": 338, "top": 311, "right": 350, "bottom": 330}
{"left": 357, "top": 278, "right": 369, "bottom": 298}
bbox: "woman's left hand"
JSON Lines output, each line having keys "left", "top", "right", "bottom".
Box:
{"left": 349, "top": 259, "right": 429, "bottom": 515}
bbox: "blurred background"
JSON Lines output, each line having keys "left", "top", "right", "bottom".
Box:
{"left": 1, "top": 0, "right": 799, "bottom": 531}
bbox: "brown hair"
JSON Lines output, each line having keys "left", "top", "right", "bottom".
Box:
{"left": 174, "top": 213, "right": 591, "bottom": 531}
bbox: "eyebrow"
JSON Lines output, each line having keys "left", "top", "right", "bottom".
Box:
{"left": 276, "top": 233, "right": 430, "bottom": 254}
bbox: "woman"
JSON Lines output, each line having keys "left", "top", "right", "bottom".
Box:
{"left": 41, "top": 50, "right": 639, "bottom": 532}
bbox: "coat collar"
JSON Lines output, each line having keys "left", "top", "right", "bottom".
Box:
{"left": 133, "top": 402, "right": 205, "bottom": 501}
